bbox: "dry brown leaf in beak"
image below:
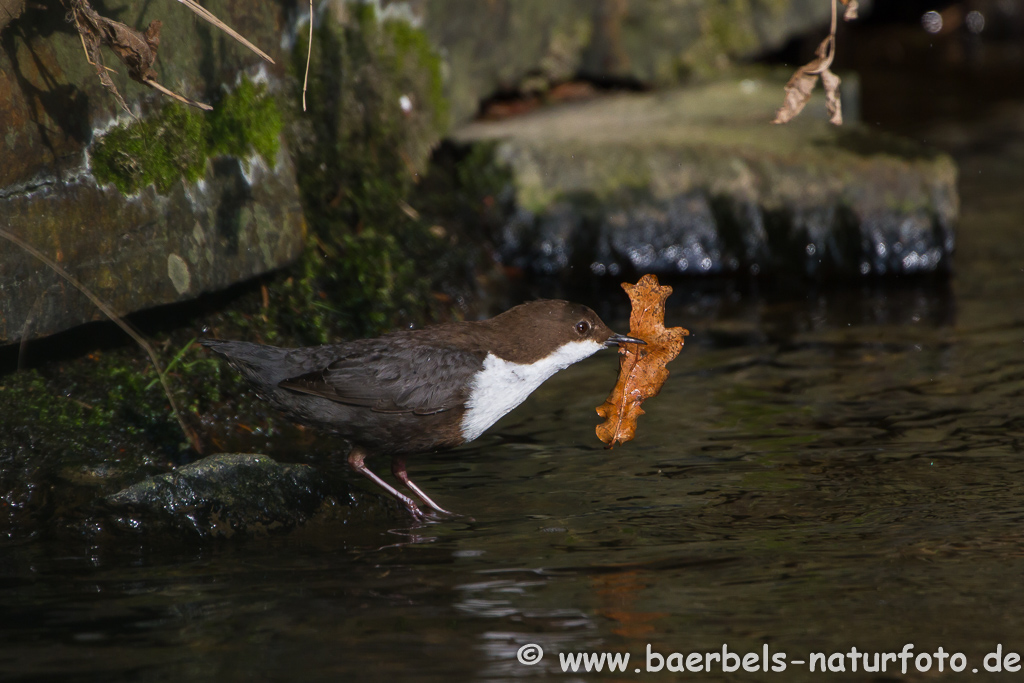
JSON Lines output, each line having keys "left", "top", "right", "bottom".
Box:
{"left": 596, "top": 274, "right": 689, "bottom": 448}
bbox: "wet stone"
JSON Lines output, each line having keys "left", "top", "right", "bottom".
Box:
{"left": 595, "top": 193, "right": 723, "bottom": 276}
{"left": 453, "top": 78, "right": 958, "bottom": 281}
{"left": 104, "top": 453, "right": 352, "bottom": 538}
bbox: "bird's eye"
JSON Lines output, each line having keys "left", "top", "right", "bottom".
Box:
{"left": 575, "top": 320, "right": 591, "bottom": 335}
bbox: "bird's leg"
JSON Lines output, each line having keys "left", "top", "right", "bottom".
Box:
{"left": 347, "top": 446, "right": 424, "bottom": 519}
{"left": 391, "top": 455, "right": 454, "bottom": 516}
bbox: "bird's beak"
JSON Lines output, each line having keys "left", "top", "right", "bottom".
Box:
{"left": 605, "top": 332, "right": 646, "bottom": 347}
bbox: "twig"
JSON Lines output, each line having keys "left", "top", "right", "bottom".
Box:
{"left": 144, "top": 78, "right": 213, "bottom": 111}
{"left": 807, "top": 0, "right": 838, "bottom": 75}
{"left": 145, "top": 336, "right": 197, "bottom": 390}
{"left": 172, "top": 0, "right": 274, "bottom": 64}
{"left": 302, "top": 0, "right": 312, "bottom": 111}
{"left": 0, "top": 227, "right": 204, "bottom": 453}
{"left": 79, "top": 31, "right": 117, "bottom": 72}
{"left": 69, "top": 0, "right": 133, "bottom": 115}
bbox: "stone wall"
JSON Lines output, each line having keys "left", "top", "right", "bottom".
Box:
{"left": 0, "top": 0, "right": 305, "bottom": 343}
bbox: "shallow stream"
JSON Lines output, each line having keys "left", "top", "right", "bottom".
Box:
{"left": 3, "top": 28, "right": 1024, "bottom": 683}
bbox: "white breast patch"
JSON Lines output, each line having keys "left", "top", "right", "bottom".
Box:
{"left": 459, "top": 340, "right": 605, "bottom": 442}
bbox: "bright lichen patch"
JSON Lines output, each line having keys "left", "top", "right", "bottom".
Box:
{"left": 90, "top": 76, "right": 282, "bottom": 195}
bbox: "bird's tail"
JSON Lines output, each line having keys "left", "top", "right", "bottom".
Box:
{"left": 199, "top": 338, "right": 303, "bottom": 390}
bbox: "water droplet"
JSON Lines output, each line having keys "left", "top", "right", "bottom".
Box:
{"left": 922, "top": 10, "right": 943, "bottom": 33}
{"left": 966, "top": 10, "right": 985, "bottom": 33}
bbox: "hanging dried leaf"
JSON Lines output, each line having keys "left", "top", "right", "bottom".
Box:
{"left": 772, "top": 34, "right": 836, "bottom": 125}
{"left": 773, "top": 64, "right": 819, "bottom": 124}
{"left": 773, "top": 0, "right": 854, "bottom": 126}
{"left": 596, "top": 274, "right": 689, "bottom": 448}
{"left": 820, "top": 66, "right": 843, "bottom": 125}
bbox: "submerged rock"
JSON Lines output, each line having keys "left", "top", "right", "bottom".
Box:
{"left": 454, "top": 78, "right": 958, "bottom": 281}
{"left": 105, "top": 453, "right": 352, "bottom": 538}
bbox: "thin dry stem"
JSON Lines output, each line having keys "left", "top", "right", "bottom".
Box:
{"left": 302, "top": 0, "right": 312, "bottom": 111}
{"left": 172, "top": 0, "right": 274, "bottom": 64}
{"left": 79, "top": 30, "right": 116, "bottom": 72}
{"left": 0, "top": 227, "right": 204, "bottom": 453}
{"left": 807, "top": 0, "right": 838, "bottom": 75}
{"left": 144, "top": 78, "right": 213, "bottom": 110}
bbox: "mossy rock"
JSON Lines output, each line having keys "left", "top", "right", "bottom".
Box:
{"left": 104, "top": 453, "right": 349, "bottom": 538}
{"left": 272, "top": 3, "right": 485, "bottom": 343}
{"left": 90, "top": 77, "right": 282, "bottom": 195}
{"left": 415, "top": 0, "right": 865, "bottom": 124}
{"left": 0, "top": 0, "right": 304, "bottom": 345}
{"left": 452, "top": 78, "right": 957, "bottom": 281}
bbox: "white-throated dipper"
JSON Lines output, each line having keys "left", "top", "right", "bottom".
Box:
{"left": 201, "top": 300, "right": 642, "bottom": 518}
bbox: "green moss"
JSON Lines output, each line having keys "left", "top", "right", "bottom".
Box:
{"left": 2, "top": 370, "right": 115, "bottom": 434}
{"left": 91, "top": 104, "right": 207, "bottom": 194}
{"left": 0, "top": 334, "right": 259, "bottom": 459}
{"left": 86, "top": 5, "right": 476, "bottom": 345}
{"left": 384, "top": 17, "right": 449, "bottom": 136}
{"left": 278, "top": 4, "right": 473, "bottom": 341}
{"left": 682, "top": 0, "right": 763, "bottom": 78}
{"left": 209, "top": 78, "right": 282, "bottom": 166}
{"left": 90, "top": 77, "right": 282, "bottom": 195}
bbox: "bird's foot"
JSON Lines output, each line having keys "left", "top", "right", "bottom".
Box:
{"left": 392, "top": 456, "right": 456, "bottom": 517}
{"left": 399, "top": 496, "right": 459, "bottom": 522}
{"left": 404, "top": 481, "right": 455, "bottom": 516}
{"left": 350, "top": 448, "right": 459, "bottom": 520}
{"left": 400, "top": 496, "right": 428, "bottom": 521}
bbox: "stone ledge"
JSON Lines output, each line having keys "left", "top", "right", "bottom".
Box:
{"left": 0, "top": 147, "right": 305, "bottom": 344}
{"left": 453, "top": 78, "right": 957, "bottom": 281}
